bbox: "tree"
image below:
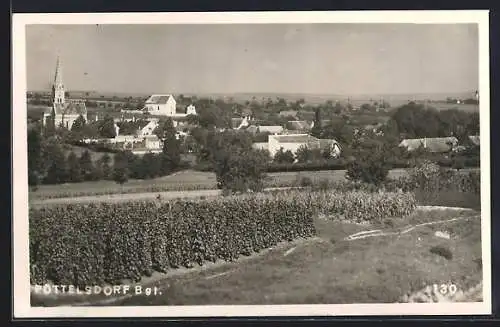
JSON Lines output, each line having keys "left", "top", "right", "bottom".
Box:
{"left": 345, "top": 140, "right": 390, "bottom": 186}
{"left": 44, "top": 110, "right": 56, "bottom": 137}
{"left": 112, "top": 152, "right": 130, "bottom": 184}
{"left": 295, "top": 145, "right": 313, "bottom": 163}
{"left": 67, "top": 152, "right": 83, "bottom": 183}
{"left": 310, "top": 107, "right": 322, "bottom": 138}
{"left": 43, "top": 143, "right": 68, "bottom": 184}
{"left": 79, "top": 150, "right": 95, "bottom": 181}
{"left": 274, "top": 148, "right": 295, "bottom": 164}
{"left": 161, "top": 118, "right": 181, "bottom": 174}
{"left": 321, "top": 119, "right": 354, "bottom": 146}
{"left": 98, "top": 115, "right": 116, "bottom": 138}
{"left": 209, "top": 131, "right": 268, "bottom": 193}
{"left": 139, "top": 152, "right": 162, "bottom": 179}
{"left": 71, "top": 114, "right": 86, "bottom": 132}
{"left": 99, "top": 153, "right": 113, "bottom": 180}
{"left": 28, "top": 128, "right": 43, "bottom": 187}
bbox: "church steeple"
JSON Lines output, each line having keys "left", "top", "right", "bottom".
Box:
{"left": 52, "top": 56, "right": 65, "bottom": 106}
{"left": 54, "top": 56, "right": 63, "bottom": 86}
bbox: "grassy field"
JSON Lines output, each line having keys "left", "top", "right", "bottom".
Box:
{"left": 29, "top": 169, "right": 412, "bottom": 201}
{"left": 31, "top": 207, "right": 482, "bottom": 306}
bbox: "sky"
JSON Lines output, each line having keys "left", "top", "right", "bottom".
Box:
{"left": 25, "top": 23, "right": 479, "bottom": 96}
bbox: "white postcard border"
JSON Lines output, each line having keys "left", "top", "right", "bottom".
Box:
{"left": 12, "top": 10, "right": 491, "bottom": 318}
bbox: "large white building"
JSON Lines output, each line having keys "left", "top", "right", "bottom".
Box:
{"left": 141, "top": 95, "right": 197, "bottom": 118}
{"left": 143, "top": 95, "right": 177, "bottom": 116}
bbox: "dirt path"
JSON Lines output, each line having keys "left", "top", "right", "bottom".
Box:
{"left": 345, "top": 213, "right": 480, "bottom": 241}
{"left": 29, "top": 187, "right": 303, "bottom": 206}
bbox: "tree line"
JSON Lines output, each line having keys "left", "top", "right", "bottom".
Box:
{"left": 28, "top": 118, "right": 183, "bottom": 188}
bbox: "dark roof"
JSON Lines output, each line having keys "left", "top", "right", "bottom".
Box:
{"left": 53, "top": 101, "right": 87, "bottom": 116}
{"left": 146, "top": 95, "right": 173, "bottom": 105}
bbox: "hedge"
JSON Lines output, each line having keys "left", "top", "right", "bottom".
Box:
{"left": 194, "top": 158, "right": 478, "bottom": 174}
{"left": 29, "top": 193, "right": 316, "bottom": 286}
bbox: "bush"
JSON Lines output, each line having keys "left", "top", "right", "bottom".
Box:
{"left": 429, "top": 245, "right": 453, "bottom": 260}
{"left": 30, "top": 193, "right": 316, "bottom": 285}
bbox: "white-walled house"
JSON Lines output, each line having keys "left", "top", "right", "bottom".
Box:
{"left": 143, "top": 94, "right": 177, "bottom": 116}
{"left": 267, "top": 134, "right": 341, "bottom": 158}
{"left": 399, "top": 137, "right": 459, "bottom": 153}
{"left": 144, "top": 135, "right": 161, "bottom": 149}
{"left": 137, "top": 119, "right": 159, "bottom": 137}
{"left": 186, "top": 104, "right": 197, "bottom": 115}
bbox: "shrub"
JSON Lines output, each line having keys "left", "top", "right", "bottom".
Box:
{"left": 273, "top": 148, "right": 295, "bottom": 164}
{"left": 429, "top": 245, "right": 453, "bottom": 260}
{"left": 30, "top": 193, "right": 316, "bottom": 285}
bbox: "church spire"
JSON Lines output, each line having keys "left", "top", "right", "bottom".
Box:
{"left": 54, "top": 55, "right": 63, "bottom": 86}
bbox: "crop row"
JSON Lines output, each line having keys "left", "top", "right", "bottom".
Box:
{"left": 29, "top": 190, "right": 416, "bottom": 285}
{"left": 30, "top": 193, "right": 316, "bottom": 285}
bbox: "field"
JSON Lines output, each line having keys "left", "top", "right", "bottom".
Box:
{"left": 29, "top": 169, "right": 412, "bottom": 202}
{"left": 31, "top": 207, "right": 482, "bottom": 306}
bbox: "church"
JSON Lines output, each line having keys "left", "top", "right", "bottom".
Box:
{"left": 43, "top": 57, "right": 88, "bottom": 129}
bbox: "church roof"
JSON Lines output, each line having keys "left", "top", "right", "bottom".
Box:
{"left": 53, "top": 101, "right": 87, "bottom": 116}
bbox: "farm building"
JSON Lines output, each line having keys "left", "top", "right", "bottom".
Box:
{"left": 399, "top": 137, "right": 459, "bottom": 153}
{"left": 42, "top": 57, "right": 88, "bottom": 129}
{"left": 267, "top": 134, "right": 341, "bottom": 158}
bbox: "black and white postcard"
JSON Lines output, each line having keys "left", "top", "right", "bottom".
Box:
{"left": 12, "top": 10, "right": 491, "bottom": 318}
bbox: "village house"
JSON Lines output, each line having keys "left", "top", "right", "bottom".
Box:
{"left": 42, "top": 57, "right": 88, "bottom": 129}
{"left": 399, "top": 137, "right": 459, "bottom": 153}
{"left": 137, "top": 119, "right": 159, "bottom": 137}
{"left": 267, "top": 134, "right": 341, "bottom": 158}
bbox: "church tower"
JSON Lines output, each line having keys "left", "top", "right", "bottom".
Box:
{"left": 52, "top": 56, "right": 65, "bottom": 106}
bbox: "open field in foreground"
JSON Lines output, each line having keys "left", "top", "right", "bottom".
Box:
{"left": 29, "top": 168, "right": 417, "bottom": 202}
{"left": 31, "top": 207, "right": 482, "bottom": 306}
